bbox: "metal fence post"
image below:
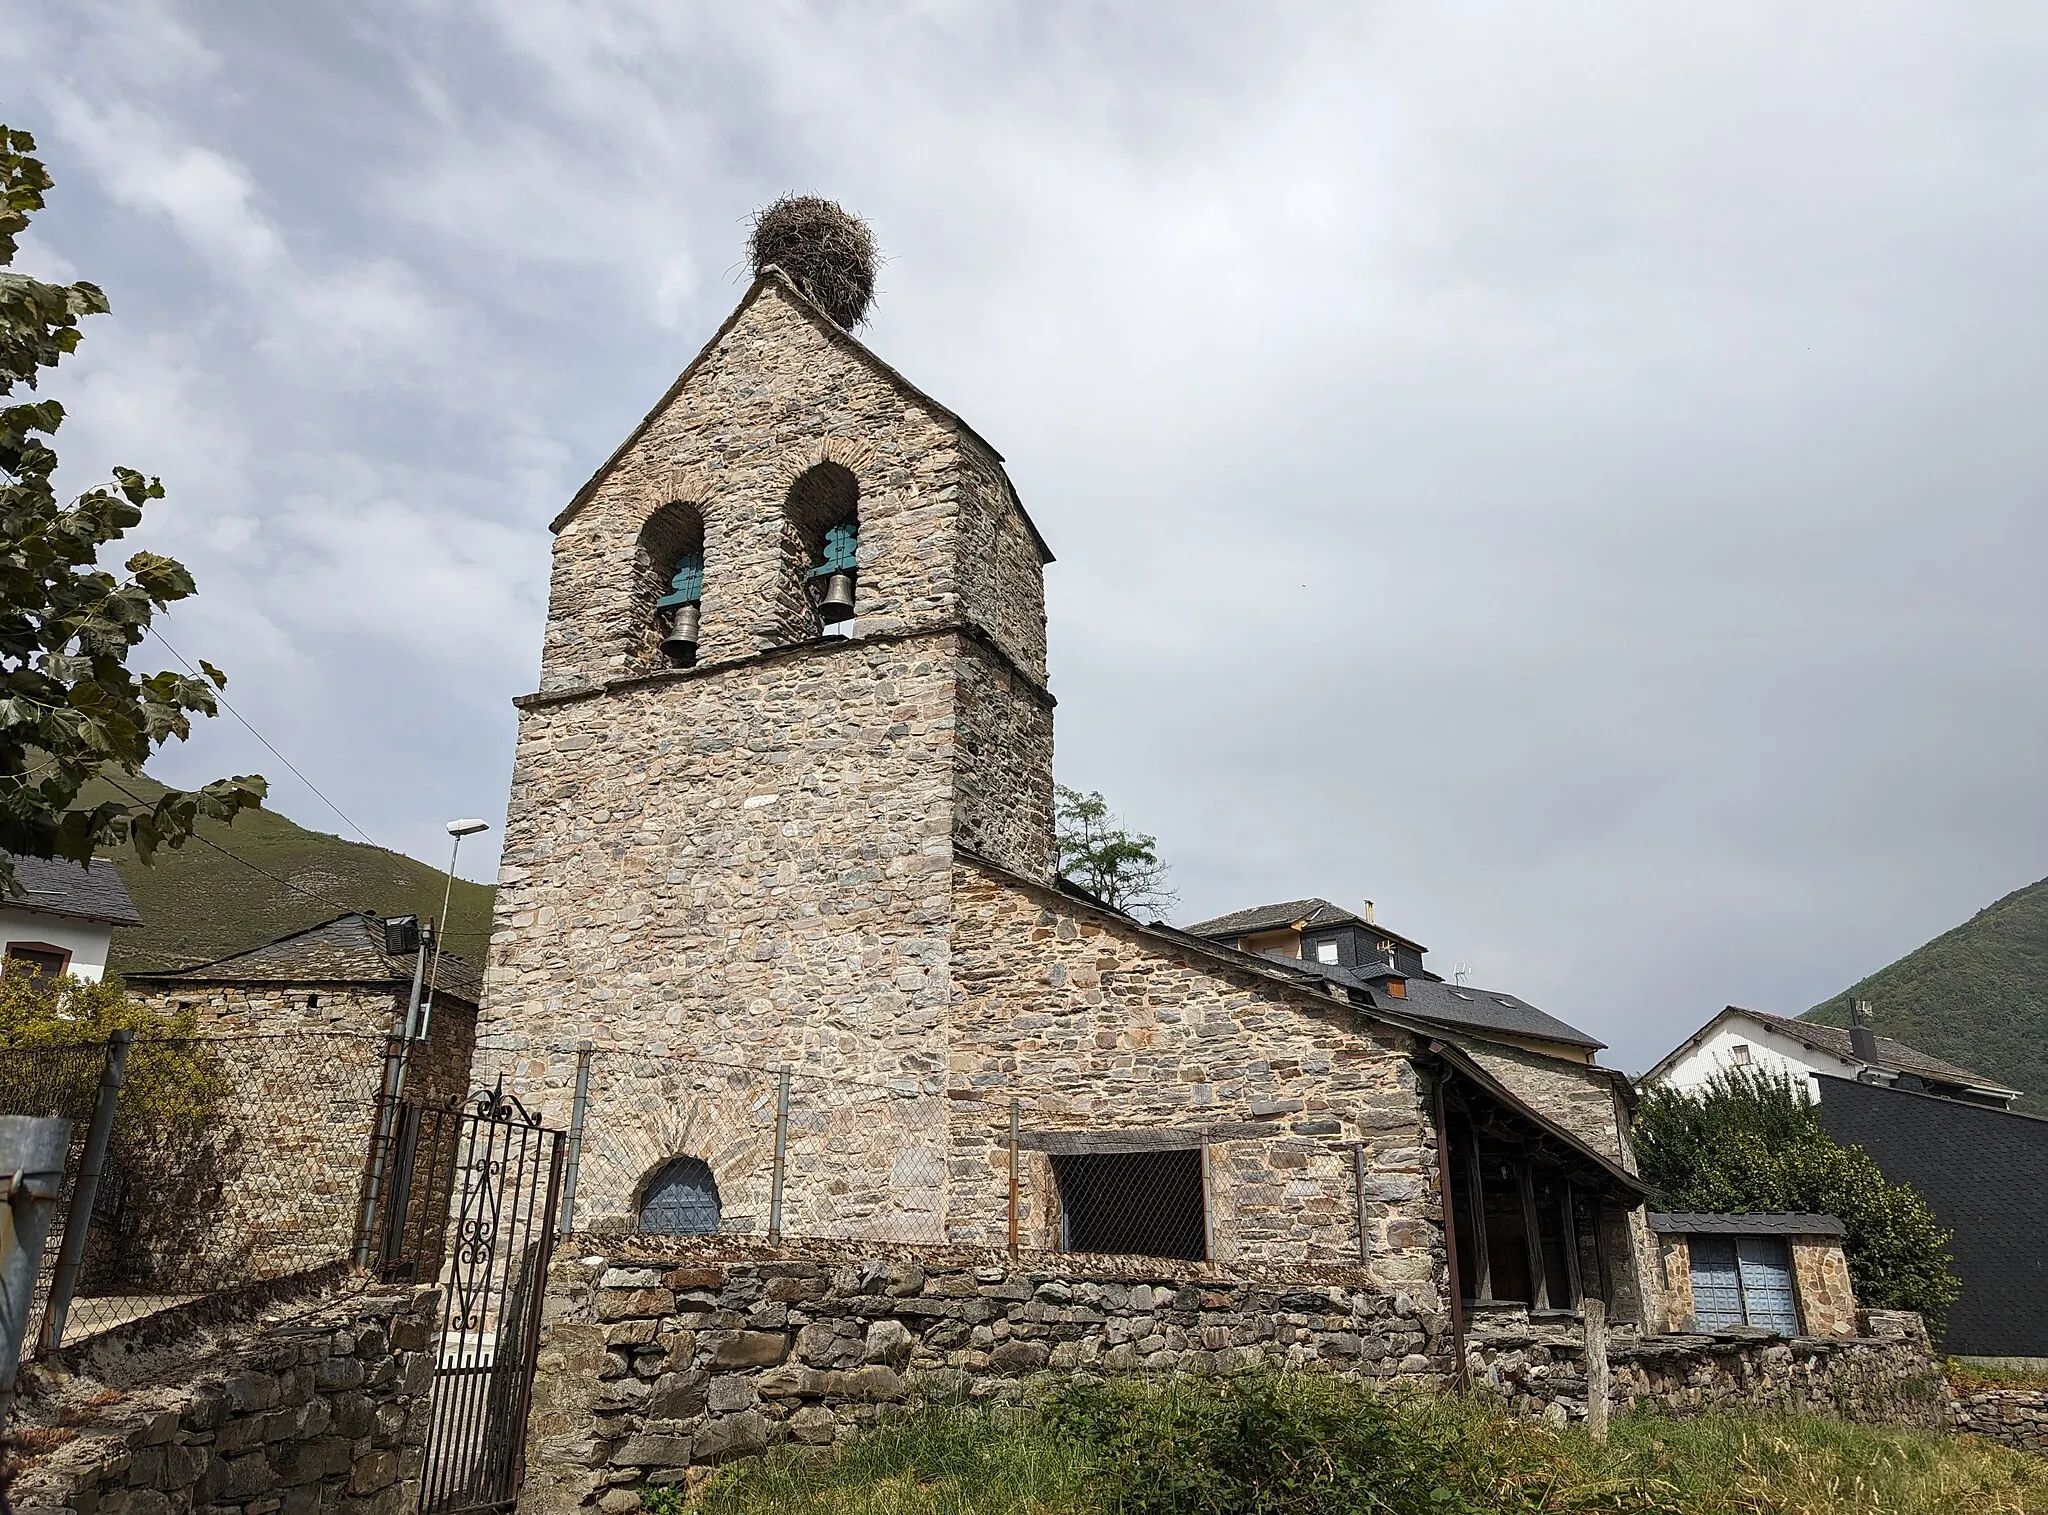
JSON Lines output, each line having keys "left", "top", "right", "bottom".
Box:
{"left": 1199, "top": 1137, "right": 1216, "bottom": 1263}
{"left": 1007, "top": 1099, "right": 1020, "bottom": 1260}
{"left": 36, "top": 1028, "right": 132, "bottom": 1354}
{"left": 1352, "top": 1140, "right": 1370, "bottom": 1267}
{"left": 1, "top": 1115, "right": 72, "bottom": 1424}
{"left": 355, "top": 1034, "right": 407, "bottom": 1269}
{"left": 558, "top": 1042, "right": 593, "bottom": 1238}
{"left": 767, "top": 1070, "right": 790, "bottom": 1244}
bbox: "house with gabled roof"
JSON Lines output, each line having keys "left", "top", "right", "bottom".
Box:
{"left": 1, "top": 854, "right": 142, "bottom": 983}
{"left": 1645, "top": 1002, "right": 2020, "bottom": 1110}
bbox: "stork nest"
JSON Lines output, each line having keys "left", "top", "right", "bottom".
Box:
{"left": 749, "top": 196, "right": 877, "bottom": 329}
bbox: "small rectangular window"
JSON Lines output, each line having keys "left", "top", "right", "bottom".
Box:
{"left": 1315, "top": 940, "right": 1339, "bottom": 964}
{"left": 1689, "top": 1234, "right": 1798, "bottom": 1334}
{"left": 1052, "top": 1150, "right": 1207, "bottom": 1260}
{"left": 1730, "top": 1043, "right": 1752, "bottom": 1066}
{"left": 4, "top": 943, "right": 70, "bottom": 980}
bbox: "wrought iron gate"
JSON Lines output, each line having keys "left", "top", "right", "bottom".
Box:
{"left": 369, "top": 1085, "right": 564, "bottom": 1515}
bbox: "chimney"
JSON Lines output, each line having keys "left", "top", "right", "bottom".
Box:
{"left": 1849, "top": 999, "right": 1879, "bottom": 1061}
{"left": 1363, "top": 900, "right": 1375, "bottom": 925}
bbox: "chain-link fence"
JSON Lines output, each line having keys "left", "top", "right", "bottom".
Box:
{"left": 529, "top": 1049, "right": 1375, "bottom": 1266}
{"left": 0, "top": 1032, "right": 392, "bottom": 1354}
{"left": 560, "top": 1054, "right": 948, "bottom": 1245}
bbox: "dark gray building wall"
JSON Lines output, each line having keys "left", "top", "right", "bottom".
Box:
{"left": 1816, "top": 1074, "right": 2048, "bottom": 1357}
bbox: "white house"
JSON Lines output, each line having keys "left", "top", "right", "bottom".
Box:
{"left": 1643, "top": 1001, "right": 2020, "bottom": 1111}
{"left": 0, "top": 855, "right": 143, "bottom": 983}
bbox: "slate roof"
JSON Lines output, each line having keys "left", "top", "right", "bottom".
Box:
{"left": 1817, "top": 1075, "right": 2048, "bottom": 1355}
{"left": 2, "top": 855, "right": 143, "bottom": 926}
{"left": 127, "top": 913, "right": 482, "bottom": 1005}
{"left": 1299, "top": 965, "right": 1605, "bottom": 1051}
{"left": 1728, "top": 1006, "right": 2010, "bottom": 1093}
{"left": 1648, "top": 1212, "right": 1846, "bottom": 1237}
{"left": 1185, "top": 897, "right": 1429, "bottom": 955}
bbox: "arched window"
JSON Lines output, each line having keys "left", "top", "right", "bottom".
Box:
{"left": 636, "top": 502, "right": 706, "bottom": 667}
{"left": 783, "top": 463, "right": 859, "bottom": 640}
{"left": 638, "top": 1156, "right": 722, "bottom": 1235}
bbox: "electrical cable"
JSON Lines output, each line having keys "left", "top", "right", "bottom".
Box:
{"left": 146, "top": 624, "right": 380, "bottom": 848}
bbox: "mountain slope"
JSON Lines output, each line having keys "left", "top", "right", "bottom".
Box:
{"left": 83, "top": 774, "right": 496, "bottom": 977}
{"left": 1807, "top": 875, "right": 2048, "bottom": 1116}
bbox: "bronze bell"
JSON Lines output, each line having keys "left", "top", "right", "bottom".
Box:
{"left": 660, "top": 602, "right": 700, "bottom": 661}
{"left": 817, "top": 571, "right": 856, "bottom": 625}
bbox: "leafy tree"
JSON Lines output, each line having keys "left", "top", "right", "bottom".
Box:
{"left": 0, "top": 967, "right": 225, "bottom": 1138}
{"left": 0, "top": 124, "right": 264, "bottom": 894}
{"left": 1054, "top": 784, "right": 1177, "bottom": 916}
{"left": 1635, "top": 1068, "right": 1962, "bottom": 1332}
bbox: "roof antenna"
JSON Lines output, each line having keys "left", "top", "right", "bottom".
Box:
{"left": 1451, "top": 963, "right": 1471, "bottom": 986}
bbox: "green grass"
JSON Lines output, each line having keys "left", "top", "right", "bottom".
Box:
{"left": 682, "top": 1377, "right": 2048, "bottom": 1515}
{"left": 1807, "top": 874, "right": 2048, "bottom": 1115}
{"left": 83, "top": 772, "right": 495, "bottom": 975}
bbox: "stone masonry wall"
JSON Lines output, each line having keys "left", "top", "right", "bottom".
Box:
{"left": 539, "top": 278, "right": 1044, "bottom": 691}
{"left": 1952, "top": 1386, "right": 2048, "bottom": 1452}
{"left": 1790, "top": 1238, "right": 1858, "bottom": 1338}
{"left": 951, "top": 431, "right": 1048, "bottom": 684}
{"left": 947, "top": 859, "right": 1443, "bottom": 1288}
{"left": 520, "top": 1242, "right": 1447, "bottom": 1514}
{"left": 7, "top": 1285, "right": 440, "bottom": 1515}
{"left": 950, "top": 638, "right": 1055, "bottom": 882}
{"left": 1468, "top": 1307, "right": 1947, "bottom": 1431}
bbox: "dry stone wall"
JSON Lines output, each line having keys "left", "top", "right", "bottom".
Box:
{"left": 7, "top": 1286, "right": 439, "bottom": 1515}
{"left": 1467, "top": 1307, "right": 1946, "bottom": 1430}
{"left": 1952, "top": 1386, "right": 2048, "bottom": 1452}
{"left": 520, "top": 1242, "right": 1446, "bottom": 1514}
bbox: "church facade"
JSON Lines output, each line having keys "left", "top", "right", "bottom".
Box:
{"left": 477, "top": 267, "right": 1661, "bottom": 1337}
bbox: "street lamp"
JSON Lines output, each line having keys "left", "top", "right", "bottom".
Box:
{"left": 420, "top": 818, "right": 489, "bottom": 1046}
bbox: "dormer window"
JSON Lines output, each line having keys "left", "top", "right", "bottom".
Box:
{"left": 1315, "top": 940, "right": 1339, "bottom": 964}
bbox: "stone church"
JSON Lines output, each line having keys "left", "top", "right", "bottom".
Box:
{"left": 477, "top": 252, "right": 1665, "bottom": 1341}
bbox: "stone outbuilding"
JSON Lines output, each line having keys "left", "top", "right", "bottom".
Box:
{"left": 1649, "top": 1212, "right": 1859, "bottom": 1338}
{"left": 476, "top": 261, "right": 1668, "bottom": 1354}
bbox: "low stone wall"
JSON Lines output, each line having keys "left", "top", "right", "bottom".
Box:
{"left": 523, "top": 1238, "right": 1448, "bottom": 1513}
{"left": 6, "top": 1285, "right": 440, "bottom": 1515}
{"left": 1468, "top": 1307, "right": 1947, "bottom": 1430}
{"left": 1952, "top": 1387, "right": 2048, "bottom": 1452}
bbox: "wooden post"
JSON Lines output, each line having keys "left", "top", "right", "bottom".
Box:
{"left": 1429, "top": 1078, "right": 1468, "bottom": 1387}
{"left": 1462, "top": 1124, "right": 1492, "bottom": 1300}
{"left": 1583, "top": 1297, "right": 1610, "bottom": 1443}
{"left": 1516, "top": 1158, "right": 1548, "bottom": 1310}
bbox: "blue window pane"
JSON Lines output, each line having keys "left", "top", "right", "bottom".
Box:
{"left": 1736, "top": 1236, "right": 1800, "bottom": 1335}
{"left": 1689, "top": 1236, "right": 1744, "bottom": 1330}
{"left": 639, "top": 1156, "right": 721, "bottom": 1235}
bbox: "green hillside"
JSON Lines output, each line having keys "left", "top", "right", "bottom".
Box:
{"left": 82, "top": 774, "right": 496, "bottom": 976}
{"left": 1807, "top": 875, "right": 2048, "bottom": 1116}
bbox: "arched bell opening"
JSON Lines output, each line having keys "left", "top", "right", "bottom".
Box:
{"left": 636, "top": 1154, "right": 723, "bottom": 1236}
{"left": 635, "top": 502, "right": 706, "bottom": 668}
{"left": 783, "top": 462, "right": 859, "bottom": 641}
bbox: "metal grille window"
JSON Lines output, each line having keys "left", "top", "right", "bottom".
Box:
{"left": 638, "top": 1155, "right": 722, "bottom": 1235}
{"left": 1689, "top": 1235, "right": 1799, "bottom": 1334}
{"left": 1052, "top": 1150, "right": 1207, "bottom": 1260}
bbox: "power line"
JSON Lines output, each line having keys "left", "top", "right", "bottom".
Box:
{"left": 146, "top": 623, "right": 380, "bottom": 849}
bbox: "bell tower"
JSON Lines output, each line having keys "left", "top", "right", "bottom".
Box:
{"left": 479, "top": 203, "right": 1056, "bottom": 1102}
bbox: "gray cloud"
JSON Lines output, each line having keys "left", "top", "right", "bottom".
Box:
{"left": 13, "top": 0, "right": 2048, "bottom": 1070}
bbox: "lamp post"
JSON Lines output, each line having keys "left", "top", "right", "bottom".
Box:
{"left": 420, "top": 818, "right": 489, "bottom": 1049}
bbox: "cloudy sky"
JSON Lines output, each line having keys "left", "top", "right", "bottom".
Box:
{"left": 13, "top": 1, "right": 2048, "bottom": 1070}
